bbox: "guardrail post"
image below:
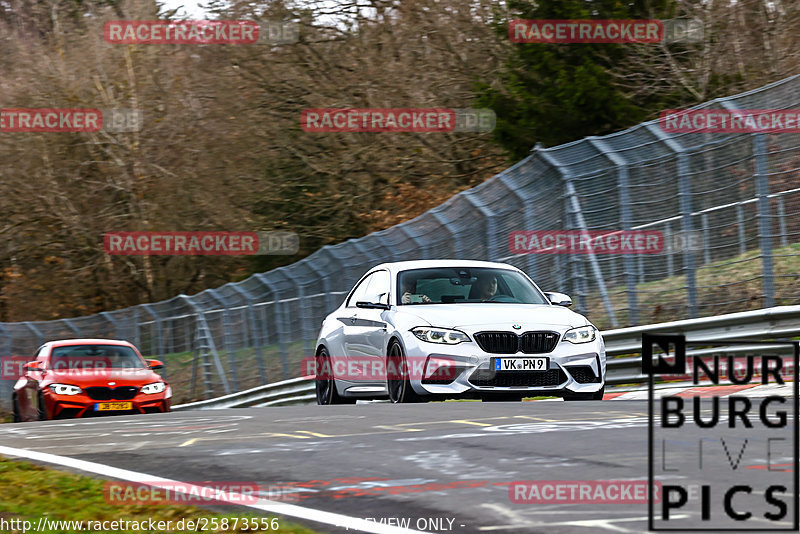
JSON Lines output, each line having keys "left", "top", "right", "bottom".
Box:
{"left": 273, "top": 266, "right": 313, "bottom": 360}
{"left": 101, "top": 312, "right": 119, "bottom": 339}
{"left": 141, "top": 304, "right": 169, "bottom": 380}
{"left": 431, "top": 209, "right": 466, "bottom": 260}
{"left": 0, "top": 324, "right": 11, "bottom": 359}
{"left": 312, "top": 249, "right": 341, "bottom": 313}
{"left": 24, "top": 322, "right": 44, "bottom": 347}
{"left": 553, "top": 248, "right": 564, "bottom": 291}
{"left": 753, "top": 132, "right": 776, "bottom": 307}
{"left": 463, "top": 190, "right": 498, "bottom": 260}
{"left": 678, "top": 152, "right": 699, "bottom": 317}
{"left": 563, "top": 192, "right": 588, "bottom": 317}
{"left": 638, "top": 255, "right": 645, "bottom": 284}
{"left": 61, "top": 319, "right": 81, "bottom": 337}
{"left": 496, "top": 170, "right": 540, "bottom": 279}
{"left": 180, "top": 295, "right": 230, "bottom": 397}
{"left": 665, "top": 222, "right": 674, "bottom": 278}
{"left": 776, "top": 194, "right": 788, "bottom": 247}
{"left": 537, "top": 149, "right": 617, "bottom": 326}
{"left": 255, "top": 274, "right": 289, "bottom": 380}
{"left": 397, "top": 225, "right": 428, "bottom": 263}
{"left": 0, "top": 325, "right": 10, "bottom": 411}
{"left": 230, "top": 284, "right": 267, "bottom": 385}
{"left": 736, "top": 204, "right": 746, "bottom": 255}
{"left": 588, "top": 138, "right": 639, "bottom": 324}
{"left": 646, "top": 124, "right": 698, "bottom": 318}
{"left": 720, "top": 100, "right": 776, "bottom": 307}
{"left": 133, "top": 308, "right": 141, "bottom": 349}
{"left": 298, "top": 281, "right": 310, "bottom": 356}
{"left": 701, "top": 213, "right": 711, "bottom": 265}
{"left": 207, "top": 289, "right": 240, "bottom": 392}
{"left": 141, "top": 304, "right": 165, "bottom": 358}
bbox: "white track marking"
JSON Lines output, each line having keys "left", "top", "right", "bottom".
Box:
{"left": 478, "top": 514, "right": 690, "bottom": 532}
{"left": 0, "top": 445, "right": 429, "bottom": 534}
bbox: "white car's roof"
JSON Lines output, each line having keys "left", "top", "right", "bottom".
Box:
{"left": 371, "top": 260, "right": 522, "bottom": 273}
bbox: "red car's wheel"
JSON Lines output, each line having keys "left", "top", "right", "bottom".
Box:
{"left": 37, "top": 392, "right": 49, "bottom": 420}
{"left": 11, "top": 393, "right": 21, "bottom": 422}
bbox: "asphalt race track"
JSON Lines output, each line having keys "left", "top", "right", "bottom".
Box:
{"left": 0, "top": 401, "right": 796, "bottom": 533}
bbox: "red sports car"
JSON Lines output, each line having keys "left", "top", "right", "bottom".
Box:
{"left": 12, "top": 339, "right": 171, "bottom": 421}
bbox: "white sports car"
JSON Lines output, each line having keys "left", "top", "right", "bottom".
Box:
{"left": 313, "top": 260, "right": 605, "bottom": 403}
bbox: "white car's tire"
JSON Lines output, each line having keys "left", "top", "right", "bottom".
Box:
{"left": 387, "top": 340, "right": 425, "bottom": 403}
{"left": 315, "top": 348, "right": 356, "bottom": 405}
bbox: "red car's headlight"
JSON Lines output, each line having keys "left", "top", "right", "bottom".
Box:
{"left": 49, "top": 384, "right": 82, "bottom": 395}
{"left": 141, "top": 382, "right": 166, "bottom": 394}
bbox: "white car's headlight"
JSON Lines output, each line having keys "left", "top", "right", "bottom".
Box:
{"left": 411, "top": 327, "right": 470, "bottom": 345}
{"left": 49, "top": 384, "right": 82, "bottom": 395}
{"left": 141, "top": 382, "right": 166, "bottom": 394}
{"left": 563, "top": 325, "right": 596, "bottom": 344}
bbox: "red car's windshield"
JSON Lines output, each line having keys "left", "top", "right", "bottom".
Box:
{"left": 49, "top": 345, "right": 146, "bottom": 370}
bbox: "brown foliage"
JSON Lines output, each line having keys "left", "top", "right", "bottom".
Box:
{"left": 0, "top": 0, "right": 508, "bottom": 320}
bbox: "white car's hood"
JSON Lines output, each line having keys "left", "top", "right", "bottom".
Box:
{"left": 399, "top": 303, "right": 589, "bottom": 330}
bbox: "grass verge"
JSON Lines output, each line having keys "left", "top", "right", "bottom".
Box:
{"left": 0, "top": 457, "right": 319, "bottom": 534}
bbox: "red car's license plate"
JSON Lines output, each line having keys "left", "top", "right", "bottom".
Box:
{"left": 95, "top": 402, "right": 132, "bottom": 411}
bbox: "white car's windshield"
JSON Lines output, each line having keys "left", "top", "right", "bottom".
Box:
{"left": 397, "top": 267, "right": 549, "bottom": 305}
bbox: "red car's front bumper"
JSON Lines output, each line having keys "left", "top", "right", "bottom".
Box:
{"left": 42, "top": 390, "right": 171, "bottom": 419}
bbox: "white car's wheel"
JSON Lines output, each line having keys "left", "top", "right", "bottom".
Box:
{"left": 387, "top": 340, "right": 423, "bottom": 403}
{"left": 315, "top": 348, "right": 356, "bottom": 405}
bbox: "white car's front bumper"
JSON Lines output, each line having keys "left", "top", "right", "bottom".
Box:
{"left": 400, "top": 333, "right": 606, "bottom": 396}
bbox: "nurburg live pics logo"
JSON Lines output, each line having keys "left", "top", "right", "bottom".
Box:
{"left": 644, "top": 333, "right": 799, "bottom": 531}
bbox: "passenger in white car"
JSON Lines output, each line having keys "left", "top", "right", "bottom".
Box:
{"left": 470, "top": 273, "right": 498, "bottom": 301}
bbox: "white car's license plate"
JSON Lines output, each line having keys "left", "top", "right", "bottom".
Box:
{"left": 494, "top": 357, "right": 549, "bottom": 372}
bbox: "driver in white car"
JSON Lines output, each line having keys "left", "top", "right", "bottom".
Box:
{"left": 401, "top": 277, "right": 431, "bottom": 304}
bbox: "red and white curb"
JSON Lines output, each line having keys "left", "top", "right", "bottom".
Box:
{"left": 603, "top": 383, "right": 793, "bottom": 400}
{"left": 524, "top": 383, "right": 794, "bottom": 401}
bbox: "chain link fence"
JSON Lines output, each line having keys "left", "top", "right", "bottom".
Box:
{"left": 2, "top": 75, "right": 800, "bottom": 408}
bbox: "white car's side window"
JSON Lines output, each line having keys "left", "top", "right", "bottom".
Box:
{"left": 346, "top": 273, "right": 375, "bottom": 308}
{"left": 363, "top": 270, "right": 390, "bottom": 305}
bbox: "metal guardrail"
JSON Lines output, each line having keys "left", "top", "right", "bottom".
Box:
{"left": 603, "top": 305, "right": 800, "bottom": 386}
{"left": 173, "top": 305, "right": 800, "bottom": 409}
{"left": 172, "top": 376, "right": 315, "bottom": 411}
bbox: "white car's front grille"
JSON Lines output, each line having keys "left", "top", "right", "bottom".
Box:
{"left": 474, "top": 331, "right": 559, "bottom": 354}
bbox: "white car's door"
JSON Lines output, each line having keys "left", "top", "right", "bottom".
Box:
{"left": 356, "top": 269, "right": 391, "bottom": 359}
{"left": 339, "top": 270, "right": 390, "bottom": 383}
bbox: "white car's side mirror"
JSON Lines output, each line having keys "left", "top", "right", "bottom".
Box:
{"left": 544, "top": 292, "right": 572, "bottom": 307}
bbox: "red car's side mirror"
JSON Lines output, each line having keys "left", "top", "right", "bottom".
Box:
{"left": 147, "top": 359, "right": 165, "bottom": 370}
{"left": 24, "top": 361, "right": 42, "bottom": 372}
